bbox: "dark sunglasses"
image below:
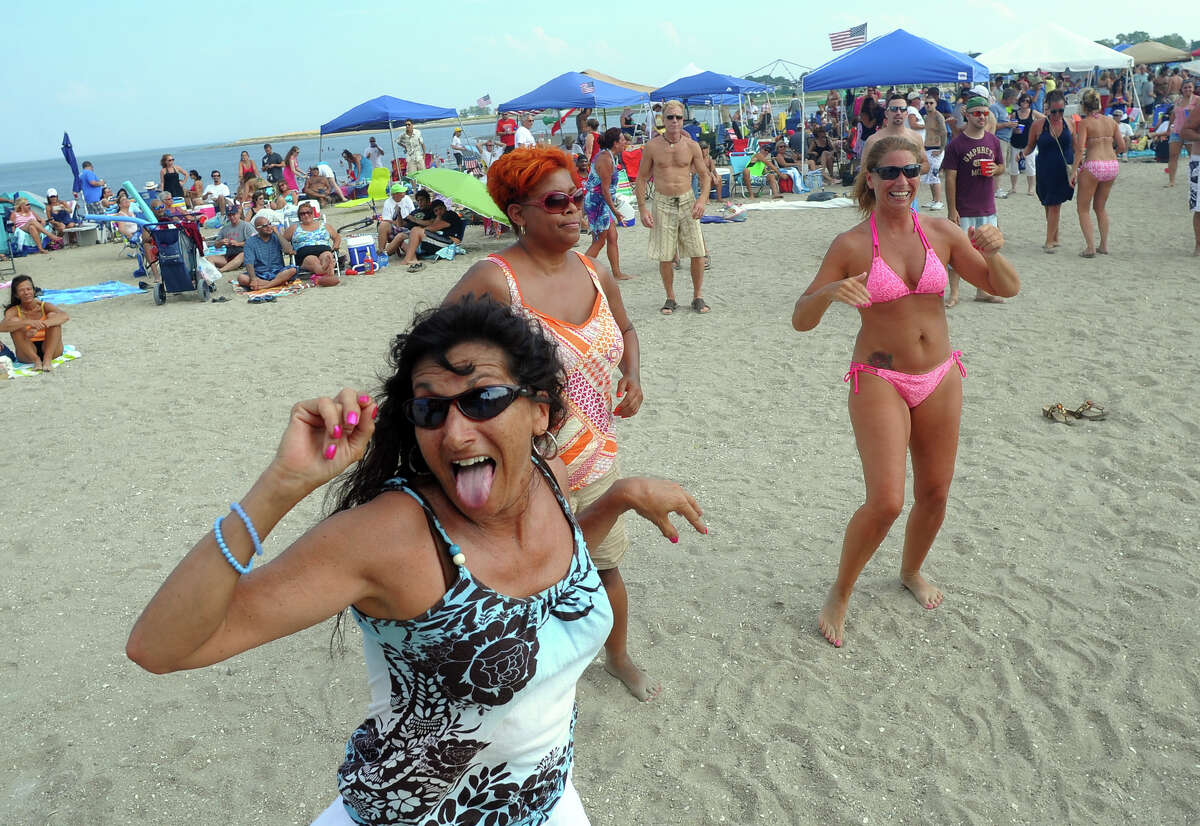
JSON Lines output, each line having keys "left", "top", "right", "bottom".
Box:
{"left": 664, "top": 114, "right": 684, "bottom": 121}
{"left": 1049, "top": 108, "right": 1065, "bottom": 114}
{"left": 886, "top": 105, "right": 906, "bottom": 112}
{"left": 872, "top": 164, "right": 921, "bottom": 180}
{"left": 403, "top": 385, "right": 538, "bottom": 429}
{"left": 521, "top": 188, "right": 585, "bottom": 213}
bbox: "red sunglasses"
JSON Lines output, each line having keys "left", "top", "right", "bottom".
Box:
{"left": 520, "top": 188, "right": 585, "bottom": 213}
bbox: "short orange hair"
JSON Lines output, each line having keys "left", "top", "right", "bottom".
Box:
{"left": 486, "top": 147, "right": 581, "bottom": 216}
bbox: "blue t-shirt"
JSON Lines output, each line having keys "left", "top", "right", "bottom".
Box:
{"left": 990, "top": 103, "right": 1013, "bottom": 142}
{"left": 80, "top": 170, "right": 103, "bottom": 203}
{"left": 244, "top": 233, "right": 286, "bottom": 275}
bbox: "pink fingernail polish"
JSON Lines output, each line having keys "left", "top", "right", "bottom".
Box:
{"left": 324, "top": 444, "right": 337, "bottom": 460}
{"left": 702, "top": 527, "right": 709, "bottom": 535}
{"left": 347, "top": 411, "right": 359, "bottom": 426}
{"left": 358, "top": 394, "right": 370, "bottom": 405}
{"left": 332, "top": 425, "right": 342, "bottom": 439}
{"left": 670, "top": 536, "right": 678, "bottom": 544}
{"left": 371, "top": 406, "right": 378, "bottom": 420}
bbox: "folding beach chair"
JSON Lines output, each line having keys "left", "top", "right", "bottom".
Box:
{"left": 335, "top": 166, "right": 391, "bottom": 209}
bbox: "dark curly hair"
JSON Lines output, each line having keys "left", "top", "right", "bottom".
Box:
{"left": 329, "top": 295, "right": 567, "bottom": 516}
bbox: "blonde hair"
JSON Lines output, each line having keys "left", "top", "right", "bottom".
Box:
{"left": 663, "top": 99, "right": 685, "bottom": 117}
{"left": 1079, "top": 87, "right": 1101, "bottom": 113}
{"left": 853, "top": 136, "right": 922, "bottom": 216}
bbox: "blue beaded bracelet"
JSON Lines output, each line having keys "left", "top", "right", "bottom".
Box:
{"left": 229, "top": 502, "right": 264, "bottom": 559}
{"left": 213, "top": 515, "right": 253, "bottom": 575}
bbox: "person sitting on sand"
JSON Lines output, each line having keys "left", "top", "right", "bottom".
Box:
{"left": 302, "top": 167, "right": 345, "bottom": 206}
{"left": 443, "top": 147, "right": 658, "bottom": 701}
{"left": 43, "top": 189, "right": 80, "bottom": 237}
{"left": 1, "top": 275, "right": 69, "bottom": 371}
{"left": 126, "top": 296, "right": 703, "bottom": 824}
{"left": 239, "top": 215, "right": 298, "bottom": 291}
{"left": 393, "top": 200, "right": 464, "bottom": 273}
{"left": 376, "top": 182, "right": 415, "bottom": 257}
{"left": 282, "top": 204, "right": 341, "bottom": 286}
{"left": 791, "top": 136, "right": 1020, "bottom": 649}
{"left": 206, "top": 205, "right": 254, "bottom": 273}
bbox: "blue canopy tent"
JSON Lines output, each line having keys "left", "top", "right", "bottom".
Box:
{"left": 497, "top": 71, "right": 648, "bottom": 112}
{"left": 801, "top": 29, "right": 989, "bottom": 164}
{"left": 652, "top": 71, "right": 772, "bottom": 139}
{"left": 319, "top": 95, "right": 458, "bottom": 171}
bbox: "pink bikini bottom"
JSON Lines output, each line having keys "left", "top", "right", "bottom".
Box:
{"left": 844, "top": 350, "right": 966, "bottom": 408}
{"left": 1082, "top": 159, "right": 1119, "bottom": 182}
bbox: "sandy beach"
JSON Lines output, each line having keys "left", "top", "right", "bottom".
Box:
{"left": 3, "top": 159, "right": 1198, "bottom": 825}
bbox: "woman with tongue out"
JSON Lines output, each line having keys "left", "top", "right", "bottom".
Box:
{"left": 127, "top": 297, "right": 705, "bottom": 825}
{"left": 791, "top": 136, "right": 1020, "bottom": 649}
{"left": 443, "top": 147, "right": 665, "bottom": 703}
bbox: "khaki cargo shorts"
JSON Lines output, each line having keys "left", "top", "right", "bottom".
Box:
{"left": 648, "top": 191, "right": 706, "bottom": 262}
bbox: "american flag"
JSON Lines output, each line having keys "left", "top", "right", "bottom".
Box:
{"left": 829, "top": 23, "right": 867, "bottom": 51}
{"left": 580, "top": 81, "right": 595, "bottom": 95}
{"left": 476, "top": 93, "right": 491, "bottom": 107}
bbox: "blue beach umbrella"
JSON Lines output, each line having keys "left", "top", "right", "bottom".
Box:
{"left": 61, "top": 132, "right": 82, "bottom": 195}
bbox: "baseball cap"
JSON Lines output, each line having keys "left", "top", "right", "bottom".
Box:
{"left": 46, "top": 187, "right": 57, "bottom": 197}
{"left": 226, "top": 204, "right": 239, "bottom": 215}
{"left": 907, "top": 91, "right": 920, "bottom": 101}
{"left": 970, "top": 84, "right": 990, "bottom": 99}
{"left": 390, "top": 182, "right": 408, "bottom": 193}
{"left": 966, "top": 96, "right": 989, "bottom": 111}
{"left": 454, "top": 127, "right": 463, "bottom": 133}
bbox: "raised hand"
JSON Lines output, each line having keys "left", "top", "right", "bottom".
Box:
{"left": 967, "top": 224, "right": 1004, "bottom": 257}
{"left": 268, "top": 388, "right": 376, "bottom": 496}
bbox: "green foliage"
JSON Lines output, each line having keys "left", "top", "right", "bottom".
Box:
{"left": 1097, "top": 30, "right": 1191, "bottom": 50}
{"left": 746, "top": 74, "right": 799, "bottom": 94}
{"left": 1157, "top": 33, "right": 1187, "bottom": 49}
{"left": 459, "top": 106, "right": 493, "bottom": 118}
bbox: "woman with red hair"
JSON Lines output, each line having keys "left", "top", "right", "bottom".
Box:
{"left": 444, "top": 147, "right": 667, "bottom": 702}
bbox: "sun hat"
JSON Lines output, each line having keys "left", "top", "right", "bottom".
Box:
{"left": 46, "top": 187, "right": 57, "bottom": 197}
{"left": 390, "top": 182, "right": 408, "bottom": 193}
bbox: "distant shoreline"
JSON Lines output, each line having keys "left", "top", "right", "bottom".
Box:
{"left": 210, "top": 116, "right": 498, "bottom": 149}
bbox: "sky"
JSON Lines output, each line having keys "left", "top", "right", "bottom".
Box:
{"left": 5, "top": 0, "right": 1189, "bottom": 161}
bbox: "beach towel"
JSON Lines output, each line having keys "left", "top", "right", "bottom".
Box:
{"left": 738, "top": 197, "right": 855, "bottom": 211}
{"left": 232, "top": 278, "right": 314, "bottom": 300}
{"left": 39, "top": 281, "right": 143, "bottom": 305}
{"left": 6, "top": 344, "right": 81, "bottom": 377}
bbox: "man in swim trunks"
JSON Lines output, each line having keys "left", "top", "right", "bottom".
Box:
{"left": 862, "top": 93, "right": 928, "bottom": 187}
{"left": 1182, "top": 101, "right": 1200, "bottom": 256}
{"left": 303, "top": 167, "right": 345, "bottom": 205}
{"left": 635, "top": 99, "right": 711, "bottom": 315}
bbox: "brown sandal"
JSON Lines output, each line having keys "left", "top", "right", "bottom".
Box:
{"left": 1068, "top": 400, "right": 1107, "bottom": 421}
{"left": 1042, "top": 403, "right": 1073, "bottom": 425}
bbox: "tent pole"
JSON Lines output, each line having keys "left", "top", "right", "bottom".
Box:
{"left": 387, "top": 121, "right": 397, "bottom": 181}
{"left": 800, "top": 79, "right": 806, "bottom": 175}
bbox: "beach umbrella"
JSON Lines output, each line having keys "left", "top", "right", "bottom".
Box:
{"left": 61, "top": 132, "right": 82, "bottom": 196}
{"left": 409, "top": 168, "right": 508, "bottom": 225}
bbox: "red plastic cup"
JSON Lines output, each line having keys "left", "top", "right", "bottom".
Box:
{"left": 979, "top": 159, "right": 995, "bottom": 177}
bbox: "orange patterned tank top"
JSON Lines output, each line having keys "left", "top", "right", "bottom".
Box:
{"left": 489, "top": 252, "right": 623, "bottom": 491}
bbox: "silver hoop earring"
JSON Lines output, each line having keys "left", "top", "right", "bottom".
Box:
{"left": 533, "top": 430, "right": 559, "bottom": 459}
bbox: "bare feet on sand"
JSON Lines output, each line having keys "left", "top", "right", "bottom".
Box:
{"left": 973, "top": 294, "right": 1005, "bottom": 303}
{"left": 944, "top": 294, "right": 959, "bottom": 309}
{"left": 605, "top": 654, "right": 662, "bottom": 701}
{"left": 817, "top": 589, "right": 848, "bottom": 648}
{"left": 614, "top": 272, "right": 635, "bottom": 281}
{"left": 901, "top": 572, "right": 944, "bottom": 610}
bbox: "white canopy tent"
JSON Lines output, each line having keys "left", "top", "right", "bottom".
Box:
{"left": 975, "top": 23, "right": 1133, "bottom": 73}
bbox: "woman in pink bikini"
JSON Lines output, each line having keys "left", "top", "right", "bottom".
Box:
{"left": 1070, "top": 88, "right": 1125, "bottom": 257}
{"left": 792, "top": 136, "right": 1019, "bottom": 648}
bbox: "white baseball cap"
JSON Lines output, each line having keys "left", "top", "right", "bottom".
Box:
{"left": 970, "top": 85, "right": 990, "bottom": 99}
{"left": 46, "top": 187, "right": 57, "bottom": 197}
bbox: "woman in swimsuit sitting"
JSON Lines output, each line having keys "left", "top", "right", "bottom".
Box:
{"left": 282, "top": 203, "right": 340, "bottom": 286}
{"left": 1070, "top": 88, "right": 1125, "bottom": 258}
{"left": 1, "top": 275, "right": 69, "bottom": 371}
{"left": 791, "top": 136, "right": 1020, "bottom": 648}
{"left": 126, "top": 296, "right": 702, "bottom": 824}
{"left": 8, "top": 198, "right": 61, "bottom": 253}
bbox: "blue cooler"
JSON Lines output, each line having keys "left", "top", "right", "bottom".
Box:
{"left": 347, "top": 236, "right": 377, "bottom": 270}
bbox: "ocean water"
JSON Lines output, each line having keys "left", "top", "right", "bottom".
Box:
{"left": 0, "top": 122, "right": 513, "bottom": 201}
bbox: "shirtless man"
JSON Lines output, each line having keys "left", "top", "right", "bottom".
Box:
{"left": 863, "top": 93, "right": 929, "bottom": 206}
{"left": 1181, "top": 102, "right": 1200, "bottom": 255}
{"left": 636, "top": 99, "right": 711, "bottom": 315}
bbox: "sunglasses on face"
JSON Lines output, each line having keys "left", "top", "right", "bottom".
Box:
{"left": 403, "top": 385, "right": 537, "bottom": 429}
{"left": 1049, "top": 108, "right": 1065, "bottom": 114}
{"left": 664, "top": 114, "right": 684, "bottom": 121}
{"left": 521, "top": 188, "right": 585, "bottom": 213}
{"left": 968, "top": 111, "right": 989, "bottom": 118}
{"left": 886, "top": 105, "right": 906, "bottom": 112}
{"left": 872, "top": 164, "right": 921, "bottom": 180}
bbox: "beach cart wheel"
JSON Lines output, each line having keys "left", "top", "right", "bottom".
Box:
{"left": 153, "top": 283, "right": 166, "bottom": 305}
{"left": 198, "top": 277, "right": 212, "bottom": 302}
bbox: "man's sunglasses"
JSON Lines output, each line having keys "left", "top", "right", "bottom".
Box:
{"left": 664, "top": 114, "right": 684, "bottom": 121}
{"left": 872, "top": 164, "right": 921, "bottom": 180}
{"left": 886, "top": 105, "right": 907, "bottom": 112}
{"left": 521, "top": 189, "right": 585, "bottom": 213}
{"left": 1048, "top": 108, "right": 1065, "bottom": 114}
{"left": 403, "top": 385, "right": 539, "bottom": 429}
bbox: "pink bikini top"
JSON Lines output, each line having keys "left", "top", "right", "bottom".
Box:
{"left": 865, "top": 212, "right": 947, "bottom": 304}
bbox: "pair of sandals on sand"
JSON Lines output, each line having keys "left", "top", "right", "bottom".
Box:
{"left": 1042, "top": 400, "right": 1107, "bottom": 424}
